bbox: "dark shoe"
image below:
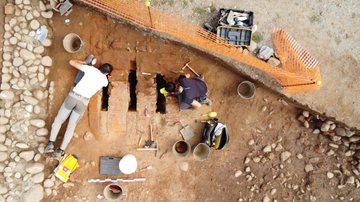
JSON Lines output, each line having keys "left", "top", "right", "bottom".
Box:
{"left": 44, "top": 142, "right": 54, "bottom": 154}
{"left": 201, "top": 98, "right": 212, "bottom": 106}
{"left": 53, "top": 149, "right": 64, "bottom": 161}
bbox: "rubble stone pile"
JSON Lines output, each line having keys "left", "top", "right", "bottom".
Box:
{"left": 0, "top": 0, "right": 55, "bottom": 201}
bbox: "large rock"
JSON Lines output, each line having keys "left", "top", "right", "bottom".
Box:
{"left": 41, "top": 11, "right": 53, "bottom": 19}
{"left": 0, "top": 145, "right": 7, "bottom": 152}
{"left": 36, "top": 128, "right": 48, "bottom": 136}
{"left": 19, "top": 150, "right": 35, "bottom": 161}
{"left": 31, "top": 172, "right": 44, "bottom": 183}
{"left": 43, "top": 179, "right": 54, "bottom": 188}
{"left": 0, "top": 152, "right": 8, "bottom": 161}
{"left": 25, "top": 163, "right": 44, "bottom": 174}
{"left": 30, "top": 19, "right": 40, "bottom": 30}
{"left": 33, "top": 46, "right": 44, "bottom": 54}
{"left": 22, "top": 184, "right": 44, "bottom": 202}
{"left": 24, "top": 96, "right": 39, "bottom": 105}
{"left": 13, "top": 57, "right": 24, "bottom": 66}
{"left": 0, "top": 90, "right": 14, "bottom": 100}
{"left": 280, "top": 151, "right": 291, "bottom": 162}
{"left": 30, "top": 119, "right": 45, "bottom": 128}
{"left": 0, "top": 184, "right": 8, "bottom": 194}
{"left": 41, "top": 56, "right": 52, "bottom": 67}
{"left": 20, "top": 49, "right": 36, "bottom": 61}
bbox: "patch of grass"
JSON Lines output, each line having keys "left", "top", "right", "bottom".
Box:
{"left": 334, "top": 36, "right": 341, "bottom": 45}
{"left": 352, "top": 13, "right": 356, "bottom": 18}
{"left": 209, "top": 3, "right": 216, "bottom": 13}
{"left": 309, "top": 15, "right": 321, "bottom": 23}
{"left": 193, "top": 7, "right": 207, "bottom": 16}
{"left": 252, "top": 32, "right": 263, "bottom": 43}
{"left": 182, "top": 0, "right": 188, "bottom": 8}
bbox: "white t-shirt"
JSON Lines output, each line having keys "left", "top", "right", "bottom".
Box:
{"left": 72, "top": 65, "right": 108, "bottom": 98}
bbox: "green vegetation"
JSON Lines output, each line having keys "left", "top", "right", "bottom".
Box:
{"left": 334, "top": 36, "right": 341, "bottom": 45}
{"left": 309, "top": 15, "right": 321, "bottom": 23}
{"left": 209, "top": 3, "right": 216, "bottom": 13}
{"left": 193, "top": 7, "right": 207, "bottom": 16}
{"left": 352, "top": 13, "right": 356, "bottom": 18}
{"left": 252, "top": 32, "right": 263, "bottom": 43}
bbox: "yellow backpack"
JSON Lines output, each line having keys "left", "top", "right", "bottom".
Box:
{"left": 54, "top": 154, "right": 80, "bottom": 182}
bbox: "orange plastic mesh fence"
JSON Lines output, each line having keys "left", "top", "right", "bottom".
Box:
{"left": 77, "top": 0, "right": 322, "bottom": 93}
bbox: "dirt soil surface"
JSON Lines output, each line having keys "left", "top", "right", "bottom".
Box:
{"left": 38, "top": 4, "right": 360, "bottom": 202}
{"left": 152, "top": 0, "right": 360, "bottom": 129}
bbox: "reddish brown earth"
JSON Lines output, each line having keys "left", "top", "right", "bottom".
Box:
{"left": 43, "top": 5, "right": 359, "bottom": 202}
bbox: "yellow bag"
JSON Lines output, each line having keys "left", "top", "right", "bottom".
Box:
{"left": 54, "top": 154, "right": 79, "bottom": 182}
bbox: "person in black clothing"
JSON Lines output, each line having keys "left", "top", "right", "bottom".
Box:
{"left": 165, "top": 73, "right": 211, "bottom": 110}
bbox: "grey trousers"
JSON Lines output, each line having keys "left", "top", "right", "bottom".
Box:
{"left": 49, "top": 91, "right": 89, "bottom": 150}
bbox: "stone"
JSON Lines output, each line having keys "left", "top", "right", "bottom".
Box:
{"left": 36, "top": 128, "right": 48, "bottom": 136}
{"left": 22, "top": 184, "right": 44, "bottom": 202}
{"left": 0, "top": 152, "right": 8, "bottom": 161}
{"left": 25, "top": 12, "right": 33, "bottom": 21}
{"left": 253, "top": 157, "right": 261, "bottom": 163}
{"left": 280, "top": 151, "right": 291, "bottom": 162}
{"left": 30, "top": 19, "right": 40, "bottom": 30}
{"left": 248, "top": 139, "right": 255, "bottom": 146}
{"left": 321, "top": 122, "right": 330, "bottom": 132}
{"left": 41, "top": 38, "right": 51, "bottom": 47}
{"left": 30, "top": 119, "right": 45, "bottom": 128}
{"left": 19, "top": 150, "right": 35, "bottom": 161}
{"left": 16, "top": 143, "right": 29, "bottom": 149}
{"left": 270, "top": 188, "right": 277, "bottom": 195}
{"left": 24, "top": 96, "right": 39, "bottom": 105}
{"left": 313, "top": 129, "right": 320, "bottom": 134}
{"left": 297, "top": 153, "right": 304, "bottom": 159}
{"left": 43, "top": 179, "right": 54, "bottom": 188}
{"left": 33, "top": 46, "right": 44, "bottom": 54}
{"left": 304, "top": 121, "right": 310, "bottom": 128}
{"left": 41, "top": 11, "right": 53, "bottom": 19}
{"left": 39, "top": 1, "right": 46, "bottom": 11}
{"left": 235, "top": 170, "right": 242, "bottom": 177}
{"left": 15, "top": 0, "right": 22, "bottom": 5}
{"left": 20, "top": 49, "right": 36, "bottom": 61}
{"left": 349, "top": 136, "right": 360, "bottom": 142}
{"left": 33, "top": 90, "right": 44, "bottom": 100}
{"left": 263, "top": 195, "right": 270, "bottom": 202}
{"left": 9, "top": 37, "right": 18, "bottom": 45}
{"left": 34, "top": 154, "right": 41, "bottom": 161}
{"left": 34, "top": 106, "right": 41, "bottom": 114}
{"left": 275, "top": 144, "right": 283, "bottom": 151}
{"left": 346, "top": 176, "right": 355, "bottom": 184}
{"left": 305, "top": 164, "right": 314, "bottom": 172}
{"left": 0, "top": 184, "right": 8, "bottom": 195}
{"left": 13, "top": 57, "right": 24, "bottom": 66}
{"left": 329, "top": 143, "right": 339, "bottom": 149}
{"left": 302, "top": 111, "right": 310, "bottom": 118}
{"left": 0, "top": 90, "right": 14, "bottom": 100}
{"left": 41, "top": 56, "right": 52, "bottom": 66}
{"left": 247, "top": 40, "right": 257, "bottom": 52}
{"left": 267, "top": 57, "right": 280, "bottom": 66}
{"left": 15, "top": 172, "right": 21, "bottom": 178}
{"left": 263, "top": 145, "right": 272, "bottom": 153}
{"left": 4, "top": 3, "right": 15, "bottom": 15}
{"left": 179, "top": 162, "right": 189, "bottom": 171}
{"left": 0, "top": 117, "right": 8, "bottom": 125}
{"left": 327, "top": 172, "right": 334, "bottom": 179}
{"left": 25, "top": 163, "right": 44, "bottom": 174}
{"left": 0, "top": 145, "right": 8, "bottom": 152}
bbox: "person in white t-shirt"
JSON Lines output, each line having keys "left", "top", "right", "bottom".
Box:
{"left": 44, "top": 59, "right": 112, "bottom": 160}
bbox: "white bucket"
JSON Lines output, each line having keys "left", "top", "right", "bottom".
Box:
{"left": 63, "top": 33, "right": 84, "bottom": 53}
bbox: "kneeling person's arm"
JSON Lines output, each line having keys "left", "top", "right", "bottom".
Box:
{"left": 191, "top": 100, "right": 202, "bottom": 108}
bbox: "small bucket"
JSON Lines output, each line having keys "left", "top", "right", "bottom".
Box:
{"left": 103, "top": 183, "right": 124, "bottom": 201}
{"left": 63, "top": 33, "right": 84, "bottom": 53}
{"left": 193, "top": 143, "right": 210, "bottom": 161}
{"left": 172, "top": 140, "right": 191, "bottom": 157}
{"left": 237, "top": 81, "right": 256, "bottom": 99}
